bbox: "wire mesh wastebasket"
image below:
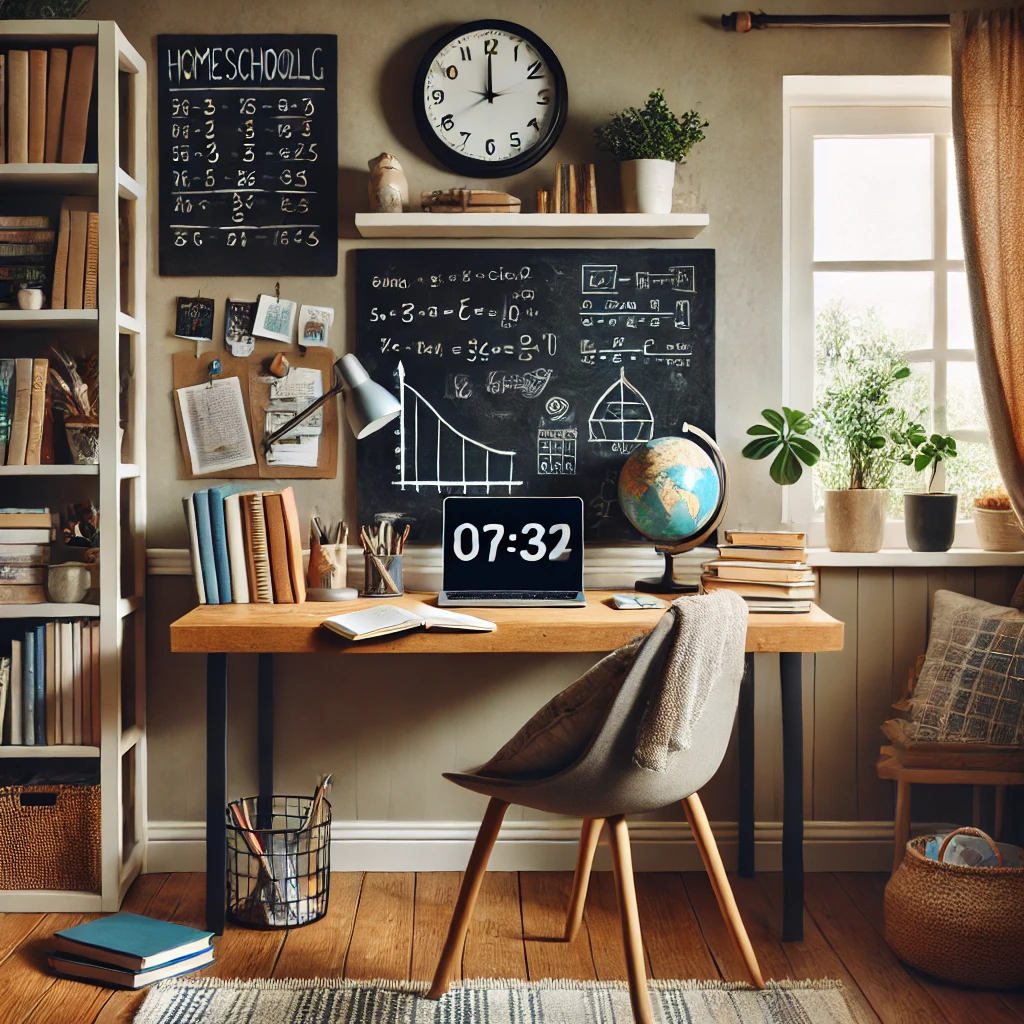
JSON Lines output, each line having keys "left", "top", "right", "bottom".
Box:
{"left": 226, "top": 795, "right": 331, "bottom": 928}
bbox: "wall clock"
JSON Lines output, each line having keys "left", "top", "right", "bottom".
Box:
{"left": 413, "top": 20, "right": 568, "bottom": 177}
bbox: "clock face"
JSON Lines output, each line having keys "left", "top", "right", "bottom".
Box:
{"left": 414, "top": 20, "right": 568, "bottom": 177}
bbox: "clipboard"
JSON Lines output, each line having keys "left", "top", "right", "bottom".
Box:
{"left": 172, "top": 344, "right": 339, "bottom": 480}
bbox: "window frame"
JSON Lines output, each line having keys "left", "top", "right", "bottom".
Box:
{"left": 783, "top": 76, "right": 985, "bottom": 548}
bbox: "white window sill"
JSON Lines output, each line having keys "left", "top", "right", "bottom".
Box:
{"left": 807, "top": 548, "right": 1024, "bottom": 568}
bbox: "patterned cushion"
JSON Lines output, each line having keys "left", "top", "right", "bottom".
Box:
{"left": 906, "top": 590, "right": 1024, "bottom": 745}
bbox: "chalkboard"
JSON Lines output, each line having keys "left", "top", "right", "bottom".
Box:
{"left": 157, "top": 34, "right": 337, "bottom": 276}
{"left": 356, "top": 248, "right": 715, "bottom": 542}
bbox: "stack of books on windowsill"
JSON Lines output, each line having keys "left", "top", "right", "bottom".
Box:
{"left": 700, "top": 531, "right": 814, "bottom": 614}
{"left": 47, "top": 912, "right": 214, "bottom": 990}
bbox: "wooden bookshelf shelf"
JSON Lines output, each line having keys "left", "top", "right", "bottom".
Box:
{"left": 355, "top": 212, "right": 710, "bottom": 239}
{"left": 0, "top": 603, "right": 99, "bottom": 619}
{"left": 0, "top": 745, "right": 100, "bottom": 757}
{"left": 0, "top": 309, "right": 97, "bottom": 328}
{"left": 0, "top": 162, "right": 98, "bottom": 192}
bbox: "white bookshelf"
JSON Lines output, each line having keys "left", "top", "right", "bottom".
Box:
{"left": 0, "top": 21, "right": 147, "bottom": 914}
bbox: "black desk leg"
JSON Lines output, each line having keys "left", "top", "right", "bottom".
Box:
{"left": 257, "top": 653, "right": 274, "bottom": 829}
{"left": 737, "top": 652, "right": 756, "bottom": 878}
{"left": 206, "top": 652, "right": 228, "bottom": 935}
{"left": 780, "top": 651, "right": 805, "bottom": 942}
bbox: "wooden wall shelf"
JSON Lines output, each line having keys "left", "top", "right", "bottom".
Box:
{"left": 355, "top": 212, "right": 709, "bottom": 239}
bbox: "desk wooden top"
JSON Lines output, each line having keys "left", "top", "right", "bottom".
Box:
{"left": 169, "top": 591, "right": 844, "bottom": 655}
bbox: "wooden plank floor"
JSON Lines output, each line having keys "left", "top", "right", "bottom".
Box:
{"left": 1, "top": 871, "right": 1020, "bottom": 1023}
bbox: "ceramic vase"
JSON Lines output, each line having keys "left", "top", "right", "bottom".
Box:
{"left": 367, "top": 152, "right": 408, "bottom": 213}
{"left": 824, "top": 488, "right": 887, "bottom": 552}
{"left": 17, "top": 287, "right": 44, "bottom": 310}
{"left": 620, "top": 158, "right": 676, "bottom": 214}
{"left": 46, "top": 563, "right": 90, "bottom": 603}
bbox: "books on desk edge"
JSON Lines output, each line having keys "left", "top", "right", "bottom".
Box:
{"left": 323, "top": 602, "right": 496, "bottom": 641}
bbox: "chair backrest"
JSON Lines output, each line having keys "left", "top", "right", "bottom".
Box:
{"left": 512, "top": 605, "right": 745, "bottom": 818}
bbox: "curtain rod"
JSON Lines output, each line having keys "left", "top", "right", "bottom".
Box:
{"left": 722, "top": 12, "right": 950, "bottom": 32}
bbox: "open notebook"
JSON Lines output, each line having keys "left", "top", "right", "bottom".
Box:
{"left": 322, "top": 602, "right": 495, "bottom": 642}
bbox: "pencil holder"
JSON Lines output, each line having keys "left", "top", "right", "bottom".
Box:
{"left": 361, "top": 552, "right": 403, "bottom": 597}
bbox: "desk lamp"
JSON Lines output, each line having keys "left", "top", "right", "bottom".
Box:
{"left": 262, "top": 354, "right": 401, "bottom": 602}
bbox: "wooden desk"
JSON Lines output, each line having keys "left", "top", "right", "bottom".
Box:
{"left": 170, "top": 591, "right": 843, "bottom": 941}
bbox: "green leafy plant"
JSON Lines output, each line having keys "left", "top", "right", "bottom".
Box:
{"left": 814, "top": 354, "right": 912, "bottom": 490}
{"left": 892, "top": 422, "right": 958, "bottom": 493}
{"left": 742, "top": 407, "right": 820, "bottom": 485}
{"left": 594, "top": 89, "right": 708, "bottom": 163}
{"left": 0, "top": 0, "right": 91, "bottom": 16}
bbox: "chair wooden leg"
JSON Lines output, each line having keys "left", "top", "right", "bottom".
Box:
{"left": 683, "top": 794, "right": 765, "bottom": 989}
{"left": 427, "top": 797, "right": 508, "bottom": 999}
{"left": 893, "top": 780, "right": 911, "bottom": 876}
{"left": 607, "top": 816, "right": 653, "bottom": 1024}
{"left": 994, "top": 785, "right": 1007, "bottom": 842}
{"left": 564, "top": 818, "right": 604, "bottom": 941}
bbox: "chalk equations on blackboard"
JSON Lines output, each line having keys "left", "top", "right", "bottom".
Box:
{"left": 538, "top": 429, "right": 578, "bottom": 476}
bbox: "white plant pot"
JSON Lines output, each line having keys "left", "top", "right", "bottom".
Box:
{"left": 620, "top": 159, "right": 676, "bottom": 214}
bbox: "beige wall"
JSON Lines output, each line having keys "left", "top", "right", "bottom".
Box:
{"left": 86, "top": 0, "right": 996, "bottom": 842}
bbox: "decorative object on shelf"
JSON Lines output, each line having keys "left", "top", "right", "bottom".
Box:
{"left": 742, "top": 406, "right": 819, "bottom": 485}
{"left": 973, "top": 492, "right": 1024, "bottom": 551}
{"left": 892, "top": 422, "right": 959, "bottom": 552}
{"left": 174, "top": 296, "right": 214, "bottom": 343}
{"left": 63, "top": 418, "right": 98, "bottom": 464}
{"left": 420, "top": 189, "right": 520, "bottom": 213}
{"left": 298, "top": 304, "right": 334, "bottom": 348}
{"left": 45, "top": 562, "right": 89, "bottom": 603}
{"left": 253, "top": 292, "right": 297, "bottom": 345}
{"left": 224, "top": 299, "right": 256, "bottom": 358}
{"left": 549, "top": 163, "right": 597, "bottom": 213}
{"left": 63, "top": 501, "right": 99, "bottom": 549}
{"left": 16, "top": 286, "right": 44, "bottom": 310}
{"left": 306, "top": 517, "right": 354, "bottom": 601}
{"left": 595, "top": 89, "right": 708, "bottom": 214}
{"left": 815, "top": 353, "right": 911, "bottom": 553}
{"left": 536, "top": 189, "right": 549, "bottom": 213}
{"left": 617, "top": 425, "right": 728, "bottom": 593}
{"left": 367, "top": 152, "right": 408, "bottom": 213}
{"left": 413, "top": 20, "right": 567, "bottom": 178}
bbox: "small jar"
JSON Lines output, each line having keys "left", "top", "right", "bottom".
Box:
{"left": 46, "top": 563, "right": 91, "bottom": 604}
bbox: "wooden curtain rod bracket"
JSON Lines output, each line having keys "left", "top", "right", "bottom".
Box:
{"left": 722, "top": 11, "right": 950, "bottom": 31}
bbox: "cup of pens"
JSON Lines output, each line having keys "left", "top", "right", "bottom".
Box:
{"left": 359, "top": 521, "right": 410, "bottom": 598}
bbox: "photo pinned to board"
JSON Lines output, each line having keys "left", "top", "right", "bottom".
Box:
{"left": 254, "top": 292, "right": 298, "bottom": 344}
{"left": 225, "top": 299, "right": 257, "bottom": 357}
{"left": 298, "top": 304, "right": 335, "bottom": 348}
{"left": 174, "top": 296, "right": 215, "bottom": 343}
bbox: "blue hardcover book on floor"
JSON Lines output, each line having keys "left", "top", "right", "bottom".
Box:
{"left": 47, "top": 946, "right": 215, "bottom": 989}
{"left": 192, "top": 490, "right": 220, "bottom": 605}
{"left": 34, "top": 622, "right": 44, "bottom": 745}
{"left": 207, "top": 485, "right": 234, "bottom": 604}
{"left": 22, "top": 628, "right": 34, "bottom": 746}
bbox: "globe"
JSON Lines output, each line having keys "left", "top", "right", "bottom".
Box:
{"left": 618, "top": 434, "right": 724, "bottom": 546}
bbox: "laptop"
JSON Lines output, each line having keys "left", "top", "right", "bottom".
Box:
{"left": 438, "top": 496, "right": 586, "bottom": 607}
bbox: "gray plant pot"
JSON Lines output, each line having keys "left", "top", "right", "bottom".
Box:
{"left": 904, "top": 492, "right": 958, "bottom": 552}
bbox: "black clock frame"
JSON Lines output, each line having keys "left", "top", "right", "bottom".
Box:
{"left": 413, "top": 19, "right": 568, "bottom": 178}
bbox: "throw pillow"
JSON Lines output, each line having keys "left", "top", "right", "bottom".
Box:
{"left": 905, "top": 589, "right": 1024, "bottom": 745}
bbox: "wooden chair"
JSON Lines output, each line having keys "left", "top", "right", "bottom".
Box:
{"left": 426, "top": 613, "right": 765, "bottom": 1024}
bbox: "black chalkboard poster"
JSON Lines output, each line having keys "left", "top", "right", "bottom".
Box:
{"left": 356, "top": 248, "right": 716, "bottom": 542}
{"left": 157, "top": 35, "right": 337, "bottom": 276}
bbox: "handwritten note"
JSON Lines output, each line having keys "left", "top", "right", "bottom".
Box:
{"left": 176, "top": 376, "right": 256, "bottom": 474}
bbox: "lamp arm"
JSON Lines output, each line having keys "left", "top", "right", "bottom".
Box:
{"left": 261, "top": 379, "right": 344, "bottom": 452}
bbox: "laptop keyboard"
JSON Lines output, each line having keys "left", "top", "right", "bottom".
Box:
{"left": 445, "top": 591, "right": 581, "bottom": 601}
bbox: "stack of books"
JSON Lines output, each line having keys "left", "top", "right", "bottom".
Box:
{"left": 0, "top": 214, "right": 56, "bottom": 306}
{"left": 0, "top": 359, "right": 50, "bottom": 467}
{"left": 0, "top": 507, "right": 52, "bottom": 600}
{"left": 48, "top": 912, "right": 214, "bottom": 989}
{"left": 1, "top": 617, "right": 100, "bottom": 746}
{"left": 183, "top": 484, "right": 306, "bottom": 605}
{"left": 51, "top": 195, "right": 99, "bottom": 310}
{"left": 550, "top": 162, "right": 598, "bottom": 213}
{"left": 1, "top": 45, "right": 96, "bottom": 164}
{"left": 700, "top": 531, "right": 814, "bottom": 613}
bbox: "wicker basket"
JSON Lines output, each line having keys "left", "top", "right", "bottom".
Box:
{"left": 0, "top": 784, "right": 101, "bottom": 892}
{"left": 884, "top": 827, "right": 1024, "bottom": 988}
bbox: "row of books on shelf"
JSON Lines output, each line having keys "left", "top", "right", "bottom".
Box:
{"left": 0, "top": 507, "right": 53, "bottom": 604}
{"left": 700, "top": 531, "right": 814, "bottom": 613}
{"left": 184, "top": 485, "right": 306, "bottom": 605}
{"left": 0, "top": 45, "right": 95, "bottom": 165}
{"left": 0, "top": 618, "right": 100, "bottom": 746}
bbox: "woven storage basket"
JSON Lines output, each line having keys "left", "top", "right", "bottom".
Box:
{"left": 884, "top": 827, "right": 1024, "bottom": 988}
{"left": 0, "top": 784, "right": 101, "bottom": 892}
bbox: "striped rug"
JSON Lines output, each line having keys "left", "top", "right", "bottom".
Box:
{"left": 136, "top": 977, "right": 858, "bottom": 1023}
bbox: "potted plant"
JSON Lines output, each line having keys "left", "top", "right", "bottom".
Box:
{"left": 891, "top": 422, "right": 959, "bottom": 552}
{"left": 973, "top": 491, "right": 1024, "bottom": 551}
{"left": 594, "top": 89, "right": 708, "bottom": 214}
{"left": 814, "top": 355, "right": 911, "bottom": 552}
{"left": 742, "top": 406, "right": 820, "bottom": 484}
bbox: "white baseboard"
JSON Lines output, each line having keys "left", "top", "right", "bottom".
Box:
{"left": 144, "top": 818, "right": 917, "bottom": 874}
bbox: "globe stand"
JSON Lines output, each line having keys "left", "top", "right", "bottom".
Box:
{"left": 635, "top": 547, "right": 700, "bottom": 594}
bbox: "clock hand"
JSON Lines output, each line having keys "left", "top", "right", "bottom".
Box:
{"left": 486, "top": 53, "right": 495, "bottom": 102}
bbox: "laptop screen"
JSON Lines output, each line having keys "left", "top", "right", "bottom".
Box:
{"left": 442, "top": 497, "right": 584, "bottom": 593}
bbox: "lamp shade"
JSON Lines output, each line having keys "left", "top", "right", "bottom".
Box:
{"left": 337, "top": 353, "right": 401, "bottom": 439}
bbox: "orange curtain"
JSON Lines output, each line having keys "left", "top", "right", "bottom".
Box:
{"left": 951, "top": 11, "right": 1024, "bottom": 528}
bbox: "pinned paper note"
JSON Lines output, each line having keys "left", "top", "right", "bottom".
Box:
{"left": 264, "top": 367, "right": 323, "bottom": 469}
{"left": 176, "top": 376, "right": 257, "bottom": 475}
{"left": 298, "top": 304, "right": 334, "bottom": 347}
{"left": 253, "top": 294, "right": 297, "bottom": 344}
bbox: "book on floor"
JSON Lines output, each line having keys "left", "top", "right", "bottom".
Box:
{"left": 323, "top": 602, "right": 496, "bottom": 642}
{"left": 52, "top": 912, "right": 214, "bottom": 973}
{"left": 47, "top": 947, "right": 215, "bottom": 989}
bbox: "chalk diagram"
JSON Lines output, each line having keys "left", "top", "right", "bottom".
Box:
{"left": 545, "top": 396, "right": 571, "bottom": 421}
{"left": 393, "top": 362, "right": 522, "bottom": 493}
{"left": 538, "top": 428, "right": 578, "bottom": 475}
{"left": 581, "top": 263, "right": 696, "bottom": 295}
{"left": 587, "top": 369, "right": 655, "bottom": 444}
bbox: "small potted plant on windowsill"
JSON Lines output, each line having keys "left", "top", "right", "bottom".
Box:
{"left": 593, "top": 89, "right": 708, "bottom": 214}
{"left": 814, "top": 356, "right": 911, "bottom": 553}
{"left": 974, "top": 491, "right": 1024, "bottom": 551}
{"left": 892, "top": 423, "right": 959, "bottom": 552}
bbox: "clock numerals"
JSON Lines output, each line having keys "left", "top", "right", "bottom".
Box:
{"left": 510, "top": 131, "right": 521, "bottom": 149}
{"left": 537, "top": 89, "right": 550, "bottom": 106}
{"left": 458, "top": 131, "right": 471, "bottom": 150}
{"left": 526, "top": 60, "right": 545, "bottom": 79}
{"left": 431, "top": 89, "right": 444, "bottom": 105}
{"left": 460, "top": 45, "right": 472, "bottom": 60}
{"left": 444, "top": 64, "right": 458, "bottom": 79}
{"left": 441, "top": 114, "right": 455, "bottom": 131}
{"left": 451, "top": 522, "right": 572, "bottom": 562}
{"left": 527, "top": 118, "right": 539, "bottom": 130}
{"left": 485, "top": 139, "right": 496, "bottom": 156}
{"left": 484, "top": 38, "right": 499, "bottom": 55}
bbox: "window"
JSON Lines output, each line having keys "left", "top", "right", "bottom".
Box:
{"left": 784, "top": 78, "right": 1000, "bottom": 547}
